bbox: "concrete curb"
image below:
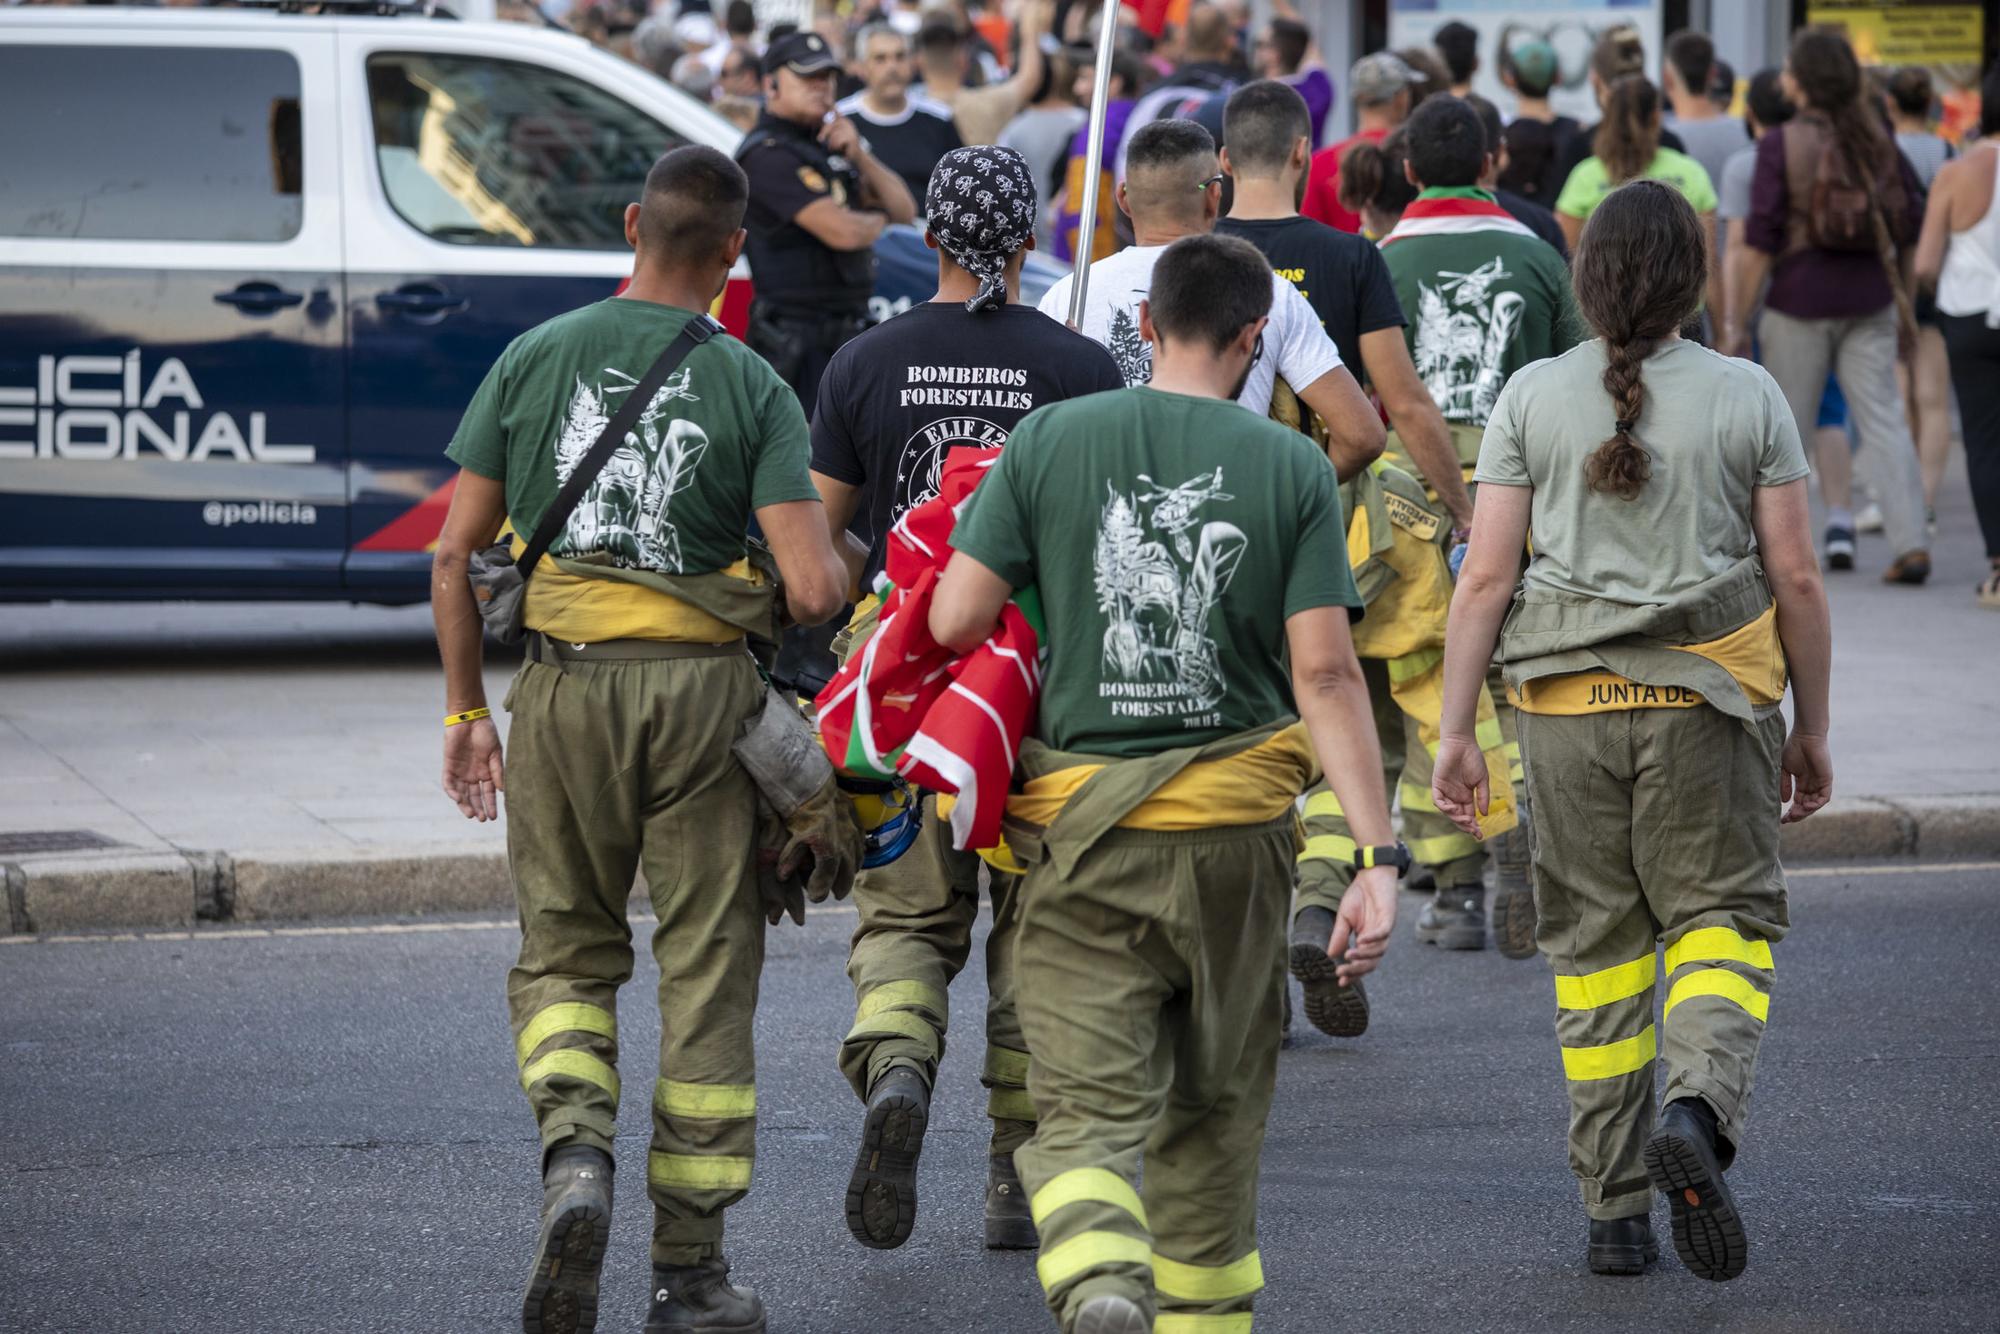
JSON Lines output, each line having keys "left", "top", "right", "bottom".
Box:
{"left": 4, "top": 797, "right": 1997, "bottom": 934}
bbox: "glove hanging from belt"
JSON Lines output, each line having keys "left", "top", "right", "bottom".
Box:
{"left": 733, "top": 687, "right": 863, "bottom": 925}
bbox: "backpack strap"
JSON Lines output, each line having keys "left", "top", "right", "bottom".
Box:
{"left": 515, "top": 317, "right": 716, "bottom": 579}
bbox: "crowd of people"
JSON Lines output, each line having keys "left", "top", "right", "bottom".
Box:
{"left": 420, "top": 5, "right": 1997, "bottom": 1333}
{"left": 539, "top": 0, "right": 1997, "bottom": 608}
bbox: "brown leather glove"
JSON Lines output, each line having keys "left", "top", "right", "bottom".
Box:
{"left": 753, "top": 798, "right": 806, "bottom": 927}
{"left": 776, "top": 776, "right": 864, "bottom": 905}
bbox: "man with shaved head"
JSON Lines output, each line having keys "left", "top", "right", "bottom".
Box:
{"left": 431, "top": 143, "right": 851, "bottom": 1334}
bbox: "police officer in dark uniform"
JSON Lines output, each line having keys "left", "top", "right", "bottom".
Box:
{"left": 737, "top": 30, "right": 917, "bottom": 411}
{"left": 740, "top": 29, "right": 916, "bottom": 698}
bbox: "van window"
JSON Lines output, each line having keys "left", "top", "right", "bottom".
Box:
{"left": 368, "top": 53, "right": 688, "bottom": 250}
{"left": 0, "top": 45, "right": 303, "bottom": 243}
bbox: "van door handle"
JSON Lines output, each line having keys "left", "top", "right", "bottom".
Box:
{"left": 214, "top": 282, "right": 305, "bottom": 313}
{"left": 376, "top": 284, "right": 469, "bottom": 319}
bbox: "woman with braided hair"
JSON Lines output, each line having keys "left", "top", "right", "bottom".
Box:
{"left": 1431, "top": 180, "right": 1833, "bottom": 1283}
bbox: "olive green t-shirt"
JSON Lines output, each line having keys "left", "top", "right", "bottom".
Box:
{"left": 1474, "top": 339, "right": 1809, "bottom": 607}
{"left": 950, "top": 386, "right": 1361, "bottom": 758}
{"left": 446, "top": 298, "right": 816, "bottom": 575}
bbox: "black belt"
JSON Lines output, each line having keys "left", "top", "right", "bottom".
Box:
{"left": 526, "top": 633, "right": 746, "bottom": 664}
{"left": 751, "top": 301, "right": 869, "bottom": 339}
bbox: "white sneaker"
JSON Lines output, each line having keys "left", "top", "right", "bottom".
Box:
{"left": 1855, "top": 502, "right": 1885, "bottom": 534}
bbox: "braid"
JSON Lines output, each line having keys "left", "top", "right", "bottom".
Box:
{"left": 1570, "top": 179, "right": 1708, "bottom": 502}
{"left": 1586, "top": 334, "right": 1655, "bottom": 499}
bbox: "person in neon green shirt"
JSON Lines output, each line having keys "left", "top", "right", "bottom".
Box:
{"left": 1558, "top": 76, "right": 1722, "bottom": 318}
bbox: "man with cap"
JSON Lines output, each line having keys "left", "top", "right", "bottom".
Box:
{"left": 1302, "top": 51, "right": 1416, "bottom": 234}
{"left": 736, "top": 29, "right": 917, "bottom": 414}
{"left": 810, "top": 146, "right": 1123, "bottom": 1255}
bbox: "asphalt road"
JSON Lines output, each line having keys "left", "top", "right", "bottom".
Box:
{"left": 2, "top": 864, "right": 1995, "bottom": 1334}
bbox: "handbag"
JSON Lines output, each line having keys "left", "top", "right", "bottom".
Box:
{"left": 466, "top": 316, "right": 715, "bottom": 642}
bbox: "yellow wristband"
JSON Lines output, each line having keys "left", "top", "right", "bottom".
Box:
{"left": 444, "top": 708, "right": 492, "bottom": 728}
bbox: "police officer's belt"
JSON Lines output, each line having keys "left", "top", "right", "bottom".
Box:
{"left": 751, "top": 303, "right": 870, "bottom": 339}
{"left": 526, "top": 633, "right": 746, "bottom": 664}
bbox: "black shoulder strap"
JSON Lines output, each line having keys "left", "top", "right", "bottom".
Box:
{"left": 517, "top": 317, "right": 715, "bottom": 579}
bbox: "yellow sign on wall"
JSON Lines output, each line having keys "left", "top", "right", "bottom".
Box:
{"left": 1804, "top": 2, "right": 1985, "bottom": 67}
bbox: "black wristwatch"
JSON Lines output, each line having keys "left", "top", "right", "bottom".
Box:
{"left": 1352, "top": 842, "right": 1413, "bottom": 876}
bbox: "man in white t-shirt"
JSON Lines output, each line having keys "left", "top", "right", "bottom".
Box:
{"left": 1039, "top": 118, "right": 1384, "bottom": 479}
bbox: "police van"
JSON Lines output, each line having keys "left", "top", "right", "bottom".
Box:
{"left": 0, "top": 3, "right": 1062, "bottom": 605}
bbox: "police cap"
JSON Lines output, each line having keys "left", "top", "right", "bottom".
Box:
{"left": 761, "top": 31, "right": 841, "bottom": 78}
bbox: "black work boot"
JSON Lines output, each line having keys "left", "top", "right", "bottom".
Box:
{"left": 844, "top": 1065, "right": 930, "bottom": 1249}
{"left": 1490, "top": 826, "right": 1539, "bottom": 960}
{"left": 644, "top": 1257, "right": 766, "bottom": 1334}
{"left": 1288, "top": 905, "right": 1369, "bottom": 1037}
{"left": 1415, "top": 885, "right": 1487, "bottom": 950}
{"left": 1407, "top": 863, "right": 1436, "bottom": 892}
{"left": 984, "top": 1151, "right": 1039, "bottom": 1250}
{"left": 1587, "top": 1214, "right": 1659, "bottom": 1276}
{"left": 521, "top": 1144, "right": 612, "bottom": 1334}
{"left": 1646, "top": 1098, "right": 1748, "bottom": 1281}
{"left": 1071, "top": 1294, "right": 1149, "bottom": 1334}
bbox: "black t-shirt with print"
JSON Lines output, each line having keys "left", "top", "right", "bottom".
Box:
{"left": 810, "top": 301, "right": 1123, "bottom": 580}
{"left": 1215, "top": 214, "right": 1408, "bottom": 378}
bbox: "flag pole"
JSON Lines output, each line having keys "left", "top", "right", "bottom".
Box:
{"left": 1066, "top": 0, "right": 1122, "bottom": 328}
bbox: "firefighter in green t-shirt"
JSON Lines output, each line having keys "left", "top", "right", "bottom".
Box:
{"left": 1374, "top": 95, "right": 1580, "bottom": 957}
{"left": 431, "top": 146, "right": 852, "bottom": 1334}
{"left": 931, "top": 235, "right": 1405, "bottom": 1334}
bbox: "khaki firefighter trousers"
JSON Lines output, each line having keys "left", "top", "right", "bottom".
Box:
{"left": 502, "top": 648, "right": 767, "bottom": 1267}
{"left": 837, "top": 796, "right": 1034, "bottom": 1154}
{"left": 1295, "top": 655, "right": 1492, "bottom": 913}
{"left": 1012, "top": 817, "right": 1292, "bottom": 1333}
{"left": 1519, "top": 705, "right": 1790, "bottom": 1220}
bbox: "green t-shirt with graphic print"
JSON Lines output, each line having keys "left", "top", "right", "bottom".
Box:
{"left": 1381, "top": 198, "right": 1579, "bottom": 431}
{"left": 950, "top": 386, "right": 1361, "bottom": 759}
{"left": 446, "top": 297, "right": 816, "bottom": 576}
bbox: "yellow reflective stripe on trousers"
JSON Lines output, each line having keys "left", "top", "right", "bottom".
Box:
{"left": 654, "top": 1079, "right": 756, "bottom": 1120}
{"left": 1474, "top": 716, "right": 1504, "bottom": 753}
{"left": 844, "top": 1008, "right": 942, "bottom": 1058}
{"left": 1665, "top": 927, "right": 1774, "bottom": 975}
{"left": 1560, "top": 1024, "right": 1657, "bottom": 1081}
{"left": 1029, "top": 1167, "right": 1149, "bottom": 1231}
{"left": 1665, "top": 968, "right": 1771, "bottom": 1022}
{"left": 1386, "top": 648, "right": 1443, "bottom": 684}
{"left": 1297, "top": 834, "right": 1356, "bottom": 865}
{"left": 1301, "top": 790, "right": 1344, "bottom": 819}
{"left": 987, "top": 1086, "right": 1038, "bottom": 1121}
{"left": 1036, "top": 1230, "right": 1153, "bottom": 1292}
{"left": 520, "top": 1048, "right": 620, "bottom": 1099}
{"left": 856, "top": 979, "right": 947, "bottom": 1022}
{"left": 1152, "top": 1250, "right": 1265, "bottom": 1302}
{"left": 983, "top": 1045, "right": 1031, "bottom": 1086}
{"left": 1406, "top": 831, "right": 1479, "bottom": 864}
{"left": 1156, "top": 1315, "right": 1254, "bottom": 1334}
{"left": 1398, "top": 780, "right": 1439, "bottom": 814}
{"left": 647, "top": 1151, "right": 753, "bottom": 1191}
{"left": 515, "top": 1001, "right": 616, "bottom": 1068}
{"left": 1554, "top": 954, "right": 1656, "bottom": 1010}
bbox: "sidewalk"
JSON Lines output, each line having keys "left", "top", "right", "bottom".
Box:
{"left": 2, "top": 461, "right": 1994, "bottom": 931}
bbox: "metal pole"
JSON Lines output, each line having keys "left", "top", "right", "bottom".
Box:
{"left": 1066, "top": 0, "right": 1123, "bottom": 328}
